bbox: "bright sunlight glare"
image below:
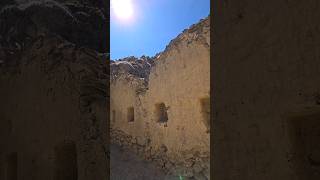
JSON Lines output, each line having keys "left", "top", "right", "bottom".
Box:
{"left": 111, "top": 0, "right": 134, "bottom": 21}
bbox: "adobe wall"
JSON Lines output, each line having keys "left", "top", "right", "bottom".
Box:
{"left": 0, "top": 1, "right": 109, "bottom": 179}
{"left": 0, "top": 35, "right": 108, "bottom": 180}
{"left": 213, "top": 1, "right": 320, "bottom": 180}
{"left": 110, "top": 17, "right": 210, "bottom": 179}
{"left": 110, "top": 74, "right": 147, "bottom": 137}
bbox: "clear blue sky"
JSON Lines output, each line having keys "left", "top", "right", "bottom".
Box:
{"left": 110, "top": 0, "right": 210, "bottom": 60}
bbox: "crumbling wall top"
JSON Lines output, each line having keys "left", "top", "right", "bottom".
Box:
{"left": 110, "top": 15, "right": 210, "bottom": 88}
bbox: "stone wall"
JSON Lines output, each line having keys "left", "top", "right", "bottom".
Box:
{"left": 0, "top": 34, "right": 108, "bottom": 180}
{"left": 213, "top": 0, "right": 320, "bottom": 180}
{"left": 0, "top": 0, "right": 108, "bottom": 179}
{"left": 110, "top": 16, "right": 210, "bottom": 179}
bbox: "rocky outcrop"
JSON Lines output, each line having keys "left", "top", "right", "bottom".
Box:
{"left": 110, "top": 56, "right": 154, "bottom": 95}
{"left": 0, "top": 0, "right": 107, "bottom": 53}
{"left": 110, "top": 56, "right": 154, "bottom": 81}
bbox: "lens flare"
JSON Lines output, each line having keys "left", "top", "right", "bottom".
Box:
{"left": 111, "top": 0, "right": 134, "bottom": 20}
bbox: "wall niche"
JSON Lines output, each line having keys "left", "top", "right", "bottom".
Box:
{"left": 127, "top": 107, "right": 134, "bottom": 122}
{"left": 200, "top": 97, "right": 210, "bottom": 133}
{"left": 155, "top": 103, "right": 168, "bottom": 123}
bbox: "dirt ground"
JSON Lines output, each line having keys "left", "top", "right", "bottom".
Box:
{"left": 110, "top": 144, "right": 181, "bottom": 180}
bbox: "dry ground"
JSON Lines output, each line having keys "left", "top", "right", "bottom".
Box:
{"left": 110, "top": 144, "right": 180, "bottom": 180}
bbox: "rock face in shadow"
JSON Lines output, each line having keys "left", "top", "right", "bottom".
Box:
{"left": 110, "top": 16, "right": 210, "bottom": 179}
{"left": 0, "top": 1, "right": 108, "bottom": 180}
{"left": 0, "top": 0, "right": 107, "bottom": 53}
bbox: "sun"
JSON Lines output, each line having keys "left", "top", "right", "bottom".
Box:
{"left": 111, "top": 0, "right": 134, "bottom": 21}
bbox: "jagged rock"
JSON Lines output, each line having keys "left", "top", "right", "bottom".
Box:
{"left": 110, "top": 56, "right": 154, "bottom": 82}
{"left": 0, "top": 0, "right": 107, "bottom": 54}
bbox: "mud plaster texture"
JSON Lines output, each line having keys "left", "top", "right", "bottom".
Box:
{"left": 110, "top": 17, "right": 210, "bottom": 179}
{"left": 213, "top": 1, "right": 320, "bottom": 180}
{"left": 0, "top": 1, "right": 108, "bottom": 180}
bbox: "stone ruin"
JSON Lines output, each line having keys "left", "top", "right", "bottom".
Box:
{"left": 0, "top": 0, "right": 210, "bottom": 179}
{"left": 110, "top": 16, "right": 210, "bottom": 179}
{"left": 0, "top": 0, "right": 108, "bottom": 179}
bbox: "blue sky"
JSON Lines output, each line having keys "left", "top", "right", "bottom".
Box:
{"left": 110, "top": 0, "right": 210, "bottom": 60}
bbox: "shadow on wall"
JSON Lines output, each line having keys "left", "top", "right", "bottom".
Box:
{"left": 200, "top": 97, "right": 210, "bottom": 133}
{"left": 127, "top": 107, "right": 134, "bottom": 122}
{"left": 154, "top": 103, "right": 168, "bottom": 123}
{"left": 54, "top": 141, "right": 77, "bottom": 180}
{"left": 4, "top": 152, "right": 17, "bottom": 180}
{"left": 287, "top": 111, "right": 320, "bottom": 180}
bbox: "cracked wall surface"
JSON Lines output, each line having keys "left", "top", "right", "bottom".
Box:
{"left": 110, "top": 16, "right": 210, "bottom": 179}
